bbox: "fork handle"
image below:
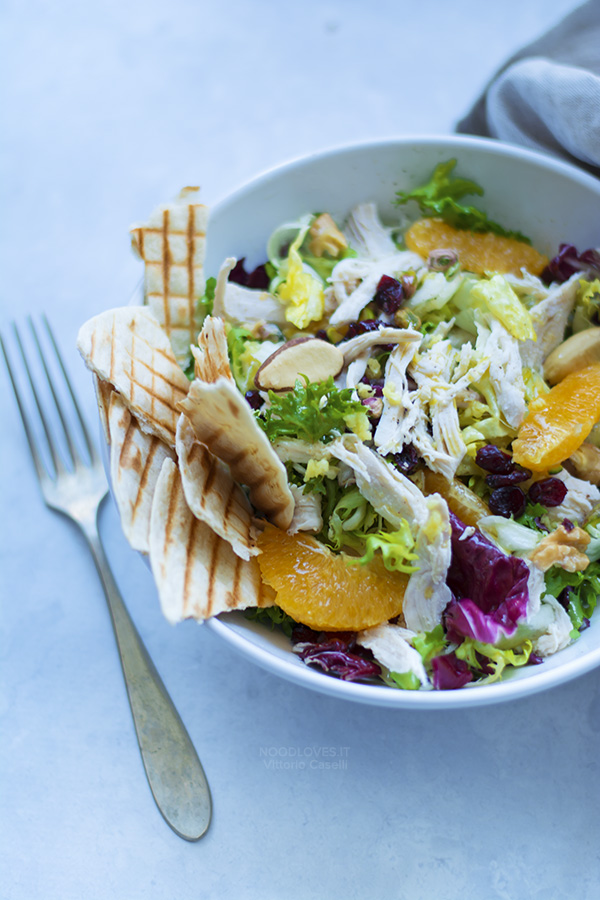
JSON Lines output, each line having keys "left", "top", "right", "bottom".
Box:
{"left": 81, "top": 521, "right": 212, "bottom": 841}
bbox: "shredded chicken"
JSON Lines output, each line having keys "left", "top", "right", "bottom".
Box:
{"left": 212, "top": 257, "right": 287, "bottom": 326}
{"left": 328, "top": 253, "right": 424, "bottom": 326}
{"left": 344, "top": 202, "right": 399, "bottom": 260}
{"left": 357, "top": 624, "right": 429, "bottom": 686}
{"left": 402, "top": 494, "right": 452, "bottom": 633}
{"left": 288, "top": 485, "right": 323, "bottom": 534}
{"left": 548, "top": 469, "right": 600, "bottom": 524}
{"left": 520, "top": 272, "right": 581, "bottom": 371}
{"left": 532, "top": 594, "right": 573, "bottom": 657}
{"left": 476, "top": 316, "right": 526, "bottom": 429}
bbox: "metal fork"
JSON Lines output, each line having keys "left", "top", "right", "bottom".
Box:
{"left": 1, "top": 316, "right": 212, "bottom": 841}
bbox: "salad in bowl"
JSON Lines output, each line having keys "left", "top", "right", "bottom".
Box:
{"left": 78, "top": 137, "right": 600, "bottom": 705}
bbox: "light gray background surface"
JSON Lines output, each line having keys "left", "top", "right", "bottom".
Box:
{"left": 2, "top": 2, "right": 599, "bottom": 898}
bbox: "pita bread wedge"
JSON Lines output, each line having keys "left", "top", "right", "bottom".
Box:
{"left": 176, "top": 414, "right": 258, "bottom": 560}
{"left": 108, "top": 393, "right": 175, "bottom": 553}
{"left": 191, "top": 315, "right": 233, "bottom": 383}
{"left": 94, "top": 374, "right": 113, "bottom": 445}
{"left": 77, "top": 306, "right": 189, "bottom": 448}
{"left": 150, "top": 457, "right": 274, "bottom": 623}
{"left": 178, "top": 377, "right": 295, "bottom": 529}
{"left": 130, "top": 187, "right": 209, "bottom": 366}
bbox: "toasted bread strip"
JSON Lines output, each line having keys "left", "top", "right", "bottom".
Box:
{"left": 178, "top": 377, "right": 295, "bottom": 529}
{"left": 108, "top": 393, "right": 175, "bottom": 553}
{"left": 77, "top": 307, "right": 189, "bottom": 448}
{"left": 130, "top": 187, "right": 209, "bottom": 366}
{"left": 192, "top": 315, "right": 234, "bottom": 383}
{"left": 176, "top": 414, "right": 258, "bottom": 560}
{"left": 149, "top": 458, "right": 274, "bottom": 623}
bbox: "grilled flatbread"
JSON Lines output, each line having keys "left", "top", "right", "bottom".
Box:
{"left": 178, "top": 377, "right": 295, "bottom": 529}
{"left": 108, "top": 393, "right": 175, "bottom": 553}
{"left": 94, "top": 374, "right": 113, "bottom": 445}
{"left": 192, "top": 315, "right": 234, "bottom": 383}
{"left": 176, "top": 414, "right": 258, "bottom": 560}
{"left": 149, "top": 458, "right": 274, "bottom": 623}
{"left": 77, "top": 306, "right": 189, "bottom": 448}
{"left": 130, "top": 187, "right": 209, "bottom": 366}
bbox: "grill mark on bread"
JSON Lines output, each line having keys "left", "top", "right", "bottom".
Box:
{"left": 204, "top": 527, "right": 220, "bottom": 618}
{"left": 202, "top": 450, "right": 219, "bottom": 502}
{"left": 162, "top": 209, "right": 171, "bottom": 332}
{"left": 187, "top": 204, "right": 195, "bottom": 350}
{"left": 164, "top": 466, "right": 180, "bottom": 579}
{"left": 131, "top": 439, "right": 160, "bottom": 520}
{"left": 183, "top": 514, "right": 198, "bottom": 614}
{"left": 228, "top": 554, "right": 243, "bottom": 608}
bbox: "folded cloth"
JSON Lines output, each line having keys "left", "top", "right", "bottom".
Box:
{"left": 456, "top": 0, "right": 600, "bottom": 176}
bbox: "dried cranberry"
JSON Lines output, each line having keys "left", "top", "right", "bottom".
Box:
{"left": 527, "top": 652, "right": 544, "bottom": 666}
{"left": 488, "top": 485, "right": 526, "bottom": 518}
{"left": 373, "top": 275, "right": 404, "bottom": 315}
{"left": 245, "top": 390, "right": 263, "bottom": 410}
{"left": 315, "top": 329, "right": 330, "bottom": 342}
{"left": 485, "top": 467, "right": 531, "bottom": 488}
{"left": 562, "top": 518, "right": 575, "bottom": 532}
{"left": 343, "top": 319, "right": 386, "bottom": 340}
{"left": 528, "top": 477, "right": 567, "bottom": 507}
{"left": 475, "top": 444, "right": 514, "bottom": 475}
{"left": 229, "top": 257, "right": 271, "bottom": 289}
{"left": 388, "top": 444, "right": 420, "bottom": 475}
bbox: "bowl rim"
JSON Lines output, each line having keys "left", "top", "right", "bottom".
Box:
{"left": 174, "top": 135, "right": 600, "bottom": 707}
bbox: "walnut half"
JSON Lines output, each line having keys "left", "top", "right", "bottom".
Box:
{"left": 529, "top": 524, "right": 591, "bottom": 573}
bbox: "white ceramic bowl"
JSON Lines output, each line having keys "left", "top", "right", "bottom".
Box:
{"left": 186, "top": 136, "right": 600, "bottom": 707}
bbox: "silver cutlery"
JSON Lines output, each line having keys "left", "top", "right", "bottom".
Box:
{"left": 1, "top": 315, "right": 212, "bottom": 841}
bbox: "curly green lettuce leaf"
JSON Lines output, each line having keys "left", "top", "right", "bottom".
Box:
{"left": 258, "top": 376, "right": 369, "bottom": 444}
{"left": 350, "top": 520, "right": 420, "bottom": 574}
{"left": 394, "top": 159, "right": 531, "bottom": 243}
{"left": 412, "top": 624, "right": 448, "bottom": 664}
{"left": 544, "top": 561, "right": 600, "bottom": 635}
{"left": 386, "top": 670, "right": 421, "bottom": 690}
{"left": 454, "top": 638, "right": 533, "bottom": 684}
{"left": 325, "top": 487, "right": 378, "bottom": 551}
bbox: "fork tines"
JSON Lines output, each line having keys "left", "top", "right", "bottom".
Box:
{"left": 1, "top": 316, "right": 98, "bottom": 481}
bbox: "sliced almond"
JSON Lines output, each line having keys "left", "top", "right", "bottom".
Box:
{"left": 543, "top": 327, "right": 600, "bottom": 385}
{"left": 254, "top": 337, "right": 344, "bottom": 391}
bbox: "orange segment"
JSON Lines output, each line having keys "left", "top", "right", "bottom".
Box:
{"left": 256, "top": 523, "right": 407, "bottom": 631}
{"left": 422, "top": 470, "right": 490, "bottom": 527}
{"left": 512, "top": 364, "right": 600, "bottom": 471}
{"left": 405, "top": 218, "right": 548, "bottom": 276}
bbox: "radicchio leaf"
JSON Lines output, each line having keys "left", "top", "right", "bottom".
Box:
{"left": 542, "top": 244, "right": 600, "bottom": 285}
{"left": 431, "top": 652, "right": 473, "bottom": 690}
{"left": 291, "top": 629, "right": 382, "bottom": 682}
{"left": 444, "top": 512, "right": 530, "bottom": 643}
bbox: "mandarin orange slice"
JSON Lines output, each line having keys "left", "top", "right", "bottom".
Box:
{"left": 422, "top": 470, "right": 490, "bottom": 527}
{"left": 404, "top": 218, "right": 548, "bottom": 276}
{"left": 256, "top": 523, "right": 407, "bottom": 631}
{"left": 512, "top": 363, "right": 600, "bottom": 471}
